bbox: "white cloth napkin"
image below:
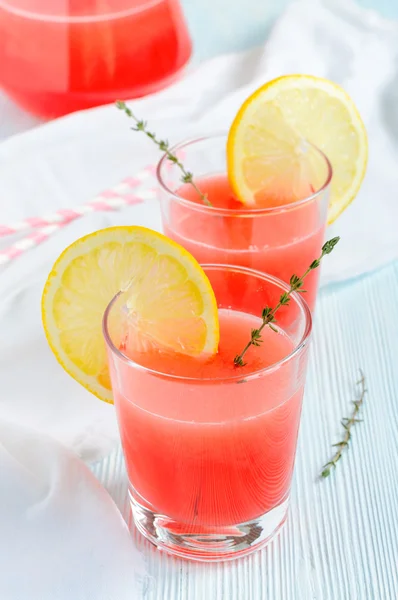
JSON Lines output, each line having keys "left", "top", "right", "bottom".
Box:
{"left": 1, "top": 0, "right": 398, "bottom": 463}
{"left": 0, "top": 418, "right": 146, "bottom": 599}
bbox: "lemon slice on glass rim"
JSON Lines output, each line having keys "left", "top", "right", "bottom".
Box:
{"left": 227, "top": 74, "right": 368, "bottom": 223}
{"left": 42, "top": 226, "right": 219, "bottom": 403}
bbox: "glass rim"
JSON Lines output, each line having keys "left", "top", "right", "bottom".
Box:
{"left": 102, "top": 264, "right": 313, "bottom": 384}
{"left": 0, "top": 0, "right": 163, "bottom": 22}
{"left": 156, "top": 132, "right": 333, "bottom": 217}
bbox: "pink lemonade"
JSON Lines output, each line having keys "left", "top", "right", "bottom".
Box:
{"left": 105, "top": 264, "right": 312, "bottom": 559}
{"left": 163, "top": 174, "right": 326, "bottom": 311}
{"left": 0, "top": 0, "right": 191, "bottom": 118}
{"left": 112, "top": 310, "right": 303, "bottom": 528}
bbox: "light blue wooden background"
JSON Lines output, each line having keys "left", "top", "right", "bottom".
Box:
{"left": 182, "top": 0, "right": 398, "bottom": 61}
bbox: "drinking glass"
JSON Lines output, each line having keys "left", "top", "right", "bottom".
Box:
{"left": 0, "top": 0, "right": 192, "bottom": 118}
{"left": 103, "top": 264, "right": 312, "bottom": 561}
{"left": 158, "top": 134, "right": 332, "bottom": 311}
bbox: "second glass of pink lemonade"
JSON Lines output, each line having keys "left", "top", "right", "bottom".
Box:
{"left": 158, "top": 134, "right": 332, "bottom": 311}
{"left": 104, "top": 264, "right": 312, "bottom": 561}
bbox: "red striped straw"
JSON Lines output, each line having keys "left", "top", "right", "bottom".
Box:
{"left": 0, "top": 166, "right": 155, "bottom": 237}
{"left": 0, "top": 166, "right": 157, "bottom": 266}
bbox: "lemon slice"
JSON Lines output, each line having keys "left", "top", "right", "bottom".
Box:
{"left": 42, "top": 226, "right": 219, "bottom": 403}
{"left": 227, "top": 75, "right": 368, "bottom": 223}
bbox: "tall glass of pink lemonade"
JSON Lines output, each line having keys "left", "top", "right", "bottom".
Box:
{"left": 104, "top": 264, "right": 312, "bottom": 561}
{"left": 158, "top": 134, "right": 332, "bottom": 311}
{"left": 0, "top": 0, "right": 192, "bottom": 118}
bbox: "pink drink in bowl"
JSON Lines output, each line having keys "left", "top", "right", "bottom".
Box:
{"left": 104, "top": 265, "right": 312, "bottom": 561}
{"left": 0, "top": 0, "right": 191, "bottom": 118}
{"left": 158, "top": 134, "right": 332, "bottom": 312}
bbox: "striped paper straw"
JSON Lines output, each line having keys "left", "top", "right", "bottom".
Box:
{"left": 0, "top": 165, "right": 156, "bottom": 238}
{"left": 0, "top": 168, "right": 157, "bottom": 267}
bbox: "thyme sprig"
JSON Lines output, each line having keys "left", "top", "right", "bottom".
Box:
{"left": 116, "top": 101, "right": 211, "bottom": 206}
{"left": 321, "top": 370, "right": 366, "bottom": 478}
{"left": 234, "top": 237, "right": 340, "bottom": 367}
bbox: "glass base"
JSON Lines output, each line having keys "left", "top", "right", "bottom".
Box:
{"left": 129, "top": 488, "right": 289, "bottom": 562}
